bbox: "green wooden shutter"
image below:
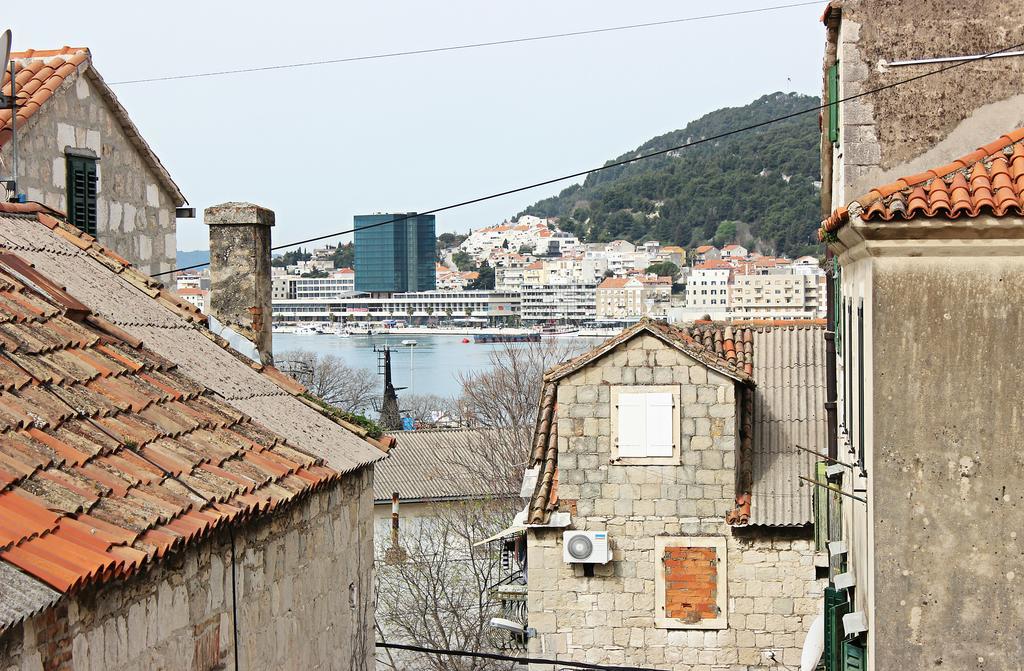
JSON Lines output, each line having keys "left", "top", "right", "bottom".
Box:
{"left": 842, "top": 640, "right": 866, "bottom": 671}
{"left": 823, "top": 586, "right": 850, "bottom": 671}
{"left": 66, "top": 155, "right": 98, "bottom": 236}
{"left": 828, "top": 63, "right": 840, "bottom": 144}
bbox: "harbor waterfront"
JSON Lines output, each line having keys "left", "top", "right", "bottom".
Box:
{"left": 272, "top": 331, "right": 606, "bottom": 399}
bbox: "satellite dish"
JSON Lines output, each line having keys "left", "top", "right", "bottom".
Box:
{"left": 0, "top": 30, "right": 10, "bottom": 71}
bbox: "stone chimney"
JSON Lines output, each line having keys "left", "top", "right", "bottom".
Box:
{"left": 204, "top": 202, "right": 275, "bottom": 365}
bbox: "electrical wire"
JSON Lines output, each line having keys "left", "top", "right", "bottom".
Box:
{"left": 376, "top": 641, "right": 670, "bottom": 671}
{"left": 107, "top": 2, "right": 822, "bottom": 86}
{"left": 151, "top": 37, "right": 1024, "bottom": 279}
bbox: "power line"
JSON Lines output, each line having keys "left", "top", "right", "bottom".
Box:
{"left": 152, "top": 37, "right": 1024, "bottom": 279}
{"left": 376, "top": 641, "right": 669, "bottom": 671}
{"left": 107, "top": 2, "right": 822, "bottom": 86}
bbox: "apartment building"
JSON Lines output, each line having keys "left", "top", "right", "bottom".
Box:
{"left": 520, "top": 282, "right": 597, "bottom": 324}
{"left": 685, "top": 262, "right": 732, "bottom": 311}
{"left": 595, "top": 275, "right": 673, "bottom": 321}
{"left": 730, "top": 268, "right": 826, "bottom": 319}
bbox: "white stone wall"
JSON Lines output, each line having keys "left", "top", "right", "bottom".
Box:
{"left": 527, "top": 334, "right": 822, "bottom": 669}
{"left": 0, "top": 467, "right": 376, "bottom": 671}
{"left": 0, "top": 65, "right": 179, "bottom": 276}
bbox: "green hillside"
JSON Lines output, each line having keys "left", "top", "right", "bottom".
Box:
{"left": 520, "top": 92, "right": 822, "bottom": 257}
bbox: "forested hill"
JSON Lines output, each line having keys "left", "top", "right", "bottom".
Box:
{"left": 520, "top": 92, "right": 823, "bottom": 257}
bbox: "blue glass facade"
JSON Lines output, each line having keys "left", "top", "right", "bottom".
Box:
{"left": 354, "top": 213, "right": 436, "bottom": 293}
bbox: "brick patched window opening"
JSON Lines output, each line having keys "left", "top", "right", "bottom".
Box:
{"left": 655, "top": 536, "right": 727, "bottom": 629}
{"left": 663, "top": 546, "right": 720, "bottom": 624}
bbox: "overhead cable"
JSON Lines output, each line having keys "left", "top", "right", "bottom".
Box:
{"left": 376, "top": 641, "right": 670, "bottom": 671}
{"left": 108, "top": 2, "right": 822, "bottom": 85}
{"left": 150, "top": 37, "right": 1024, "bottom": 279}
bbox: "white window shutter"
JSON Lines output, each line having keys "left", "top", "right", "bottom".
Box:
{"left": 645, "top": 392, "right": 675, "bottom": 457}
{"left": 617, "top": 393, "right": 647, "bottom": 457}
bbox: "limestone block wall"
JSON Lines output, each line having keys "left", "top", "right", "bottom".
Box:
{"left": 526, "top": 333, "right": 821, "bottom": 669}
{"left": 0, "top": 467, "right": 376, "bottom": 671}
{"left": 0, "top": 66, "right": 180, "bottom": 276}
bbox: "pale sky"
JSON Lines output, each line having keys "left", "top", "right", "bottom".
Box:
{"left": 15, "top": 1, "right": 825, "bottom": 253}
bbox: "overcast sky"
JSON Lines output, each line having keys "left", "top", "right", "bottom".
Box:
{"left": 16, "top": 1, "right": 825, "bottom": 252}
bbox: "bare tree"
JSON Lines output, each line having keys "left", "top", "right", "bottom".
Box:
{"left": 277, "top": 350, "right": 379, "bottom": 414}
{"left": 454, "top": 340, "right": 584, "bottom": 493}
{"left": 401, "top": 393, "right": 462, "bottom": 429}
{"left": 375, "top": 499, "right": 518, "bottom": 671}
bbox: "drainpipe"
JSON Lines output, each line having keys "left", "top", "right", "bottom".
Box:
{"left": 824, "top": 250, "right": 838, "bottom": 461}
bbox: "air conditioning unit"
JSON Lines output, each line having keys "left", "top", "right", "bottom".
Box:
{"left": 563, "top": 531, "right": 612, "bottom": 564}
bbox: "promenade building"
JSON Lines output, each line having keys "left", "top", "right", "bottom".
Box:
{"left": 354, "top": 213, "right": 436, "bottom": 294}
{"left": 272, "top": 289, "right": 521, "bottom": 325}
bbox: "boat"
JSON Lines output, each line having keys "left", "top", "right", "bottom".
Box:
{"left": 400, "top": 339, "right": 418, "bottom": 347}
{"left": 461, "top": 338, "right": 470, "bottom": 343}
{"left": 294, "top": 325, "right": 322, "bottom": 336}
{"left": 539, "top": 324, "right": 579, "bottom": 338}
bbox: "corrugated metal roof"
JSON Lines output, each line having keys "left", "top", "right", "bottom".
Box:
{"left": 748, "top": 326, "right": 826, "bottom": 526}
{"left": 375, "top": 428, "right": 516, "bottom": 503}
{"left": 0, "top": 558, "right": 61, "bottom": 631}
{"left": 0, "top": 249, "right": 342, "bottom": 601}
{"left": 0, "top": 210, "right": 389, "bottom": 470}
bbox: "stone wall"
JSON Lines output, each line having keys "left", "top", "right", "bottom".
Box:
{"left": 829, "top": 0, "right": 1024, "bottom": 202}
{"left": 0, "top": 65, "right": 180, "bottom": 276}
{"left": 0, "top": 467, "right": 376, "bottom": 671}
{"left": 527, "top": 333, "right": 821, "bottom": 670}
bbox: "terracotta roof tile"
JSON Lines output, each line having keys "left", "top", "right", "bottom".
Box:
{"left": 820, "top": 128, "right": 1024, "bottom": 238}
{"left": 0, "top": 253, "right": 341, "bottom": 593}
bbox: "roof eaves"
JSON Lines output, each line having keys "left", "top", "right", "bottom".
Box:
{"left": 81, "top": 64, "right": 186, "bottom": 206}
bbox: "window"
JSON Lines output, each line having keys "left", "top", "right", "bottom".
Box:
{"left": 611, "top": 385, "right": 679, "bottom": 464}
{"left": 655, "top": 536, "right": 727, "bottom": 629}
{"left": 66, "top": 152, "right": 98, "bottom": 236}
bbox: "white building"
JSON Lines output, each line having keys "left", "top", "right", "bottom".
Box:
{"left": 685, "top": 262, "right": 732, "bottom": 311}
{"left": 720, "top": 244, "right": 749, "bottom": 260}
{"left": 273, "top": 268, "right": 355, "bottom": 301}
{"left": 176, "top": 287, "right": 208, "bottom": 313}
{"left": 520, "top": 281, "right": 597, "bottom": 324}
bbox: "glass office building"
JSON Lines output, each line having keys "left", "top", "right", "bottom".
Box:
{"left": 354, "top": 213, "right": 436, "bottom": 294}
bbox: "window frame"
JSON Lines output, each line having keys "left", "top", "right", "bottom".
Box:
{"left": 609, "top": 384, "right": 681, "bottom": 465}
{"left": 655, "top": 535, "right": 728, "bottom": 630}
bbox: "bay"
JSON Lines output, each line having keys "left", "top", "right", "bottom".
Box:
{"left": 274, "top": 332, "right": 530, "bottom": 399}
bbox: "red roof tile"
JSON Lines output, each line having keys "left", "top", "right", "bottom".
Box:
{"left": 0, "top": 253, "right": 340, "bottom": 593}
{"left": 820, "top": 128, "right": 1024, "bottom": 238}
{"left": 0, "top": 49, "right": 89, "bottom": 147}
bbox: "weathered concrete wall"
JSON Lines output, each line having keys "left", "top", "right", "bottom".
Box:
{"left": 527, "top": 334, "right": 821, "bottom": 670}
{"left": 871, "top": 256, "right": 1024, "bottom": 670}
{"left": 0, "top": 467, "right": 376, "bottom": 671}
{"left": 830, "top": 0, "right": 1024, "bottom": 202}
{"left": 0, "top": 66, "right": 180, "bottom": 276}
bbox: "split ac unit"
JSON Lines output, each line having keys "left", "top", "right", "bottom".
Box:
{"left": 563, "top": 531, "right": 612, "bottom": 564}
